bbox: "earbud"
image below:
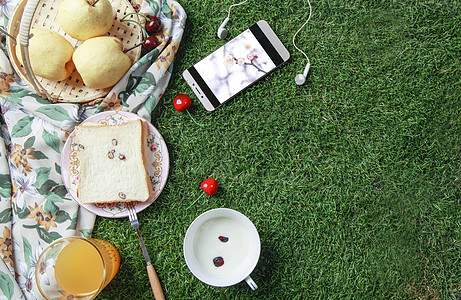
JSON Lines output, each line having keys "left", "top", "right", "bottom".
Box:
{"left": 217, "top": 17, "right": 230, "bottom": 39}
{"left": 293, "top": 0, "right": 312, "bottom": 86}
{"left": 295, "top": 63, "right": 310, "bottom": 85}
{"left": 218, "top": 0, "right": 248, "bottom": 39}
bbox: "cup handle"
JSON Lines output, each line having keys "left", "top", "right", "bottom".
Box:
{"left": 244, "top": 276, "right": 258, "bottom": 290}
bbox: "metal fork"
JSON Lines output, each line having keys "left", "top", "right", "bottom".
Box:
{"left": 126, "top": 202, "right": 165, "bottom": 300}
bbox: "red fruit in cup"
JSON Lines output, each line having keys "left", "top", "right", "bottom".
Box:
{"left": 146, "top": 16, "right": 162, "bottom": 34}
{"left": 143, "top": 36, "right": 159, "bottom": 51}
{"left": 201, "top": 178, "right": 218, "bottom": 196}
{"left": 213, "top": 256, "right": 224, "bottom": 267}
{"left": 173, "top": 94, "right": 192, "bottom": 111}
{"left": 218, "top": 236, "right": 229, "bottom": 243}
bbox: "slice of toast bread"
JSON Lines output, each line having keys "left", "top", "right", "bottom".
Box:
{"left": 75, "top": 119, "right": 153, "bottom": 204}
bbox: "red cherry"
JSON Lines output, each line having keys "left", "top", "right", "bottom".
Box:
{"left": 146, "top": 16, "right": 162, "bottom": 34}
{"left": 201, "top": 178, "right": 218, "bottom": 196}
{"left": 185, "top": 177, "right": 217, "bottom": 210}
{"left": 143, "top": 36, "right": 159, "bottom": 51}
{"left": 173, "top": 94, "right": 192, "bottom": 111}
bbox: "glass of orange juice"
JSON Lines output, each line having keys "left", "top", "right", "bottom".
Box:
{"left": 35, "top": 236, "right": 120, "bottom": 299}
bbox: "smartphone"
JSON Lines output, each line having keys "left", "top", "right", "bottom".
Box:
{"left": 182, "top": 20, "right": 290, "bottom": 111}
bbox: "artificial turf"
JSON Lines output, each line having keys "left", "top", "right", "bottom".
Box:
{"left": 94, "top": 0, "right": 460, "bottom": 298}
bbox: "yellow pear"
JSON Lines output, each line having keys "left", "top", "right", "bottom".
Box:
{"left": 57, "top": 0, "right": 114, "bottom": 40}
{"left": 73, "top": 36, "right": 132, "bottom": 89}
{"left": 16, "top": 29, "right": 74, "bottom": 81}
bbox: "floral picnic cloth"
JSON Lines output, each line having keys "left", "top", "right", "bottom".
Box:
{"left": 0, "top": 0, "right": 186, "bottom": 298}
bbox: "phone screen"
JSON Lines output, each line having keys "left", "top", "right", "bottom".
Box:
{"left": 184, "top": 21, "right": 288, "bottom": 111}
{"left": 193, "top": 28, "right": 277, "bottom": 103}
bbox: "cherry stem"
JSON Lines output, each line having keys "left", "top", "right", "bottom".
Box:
{"left": 0, "top": 28, "right": 16, "bottom": 41}
{"left": 121, "top": 12, "right": 149, "bottom": 22}
{"left": 186, "top": 109, "right": 204, "bottom": 127}
{"left": 186, "top": 192, "right": 205, "bottom": 210}
{"left": 123, "top": 42, "right": 143, "bottom": 53}
{"left": 120, "top": 14, "right": 148, "bottom": 37}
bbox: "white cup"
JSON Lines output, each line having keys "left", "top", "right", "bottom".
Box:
{"left": 183, "top": 208, "right": 260, "bottom": 290}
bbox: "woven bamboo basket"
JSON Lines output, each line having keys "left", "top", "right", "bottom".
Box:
{"left": 6, "top": 0, "right": 143, "bottom": 103}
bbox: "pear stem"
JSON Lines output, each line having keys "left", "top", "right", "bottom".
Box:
{"left": 88, "top": 0, "right": 99, "bottom": 6}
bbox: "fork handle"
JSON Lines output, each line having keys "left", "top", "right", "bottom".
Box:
{"left": 147, "top": 263, "right": 165, "bottom": 300}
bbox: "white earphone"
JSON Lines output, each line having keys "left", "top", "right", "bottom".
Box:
{"left": 217, "top": 17, "right": 230, "bottom": 39}
{"left": 217, "top": 0, "right": 249, "bottom": 39}
{"left": 293, "top": 0, "right": 312, "bottom": 85}
{"left": 218, "top": 0, "right": 312, "bottom": 85}
{"left": 295, "top": 62, "right": 311, "bottom": 85}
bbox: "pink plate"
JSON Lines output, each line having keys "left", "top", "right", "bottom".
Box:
{"left": 61, "top": 111, "right": 169, "bottom": 218}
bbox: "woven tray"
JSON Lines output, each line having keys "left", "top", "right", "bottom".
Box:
{"left": 6, "top": 0, "right": 143, "bottom": 103}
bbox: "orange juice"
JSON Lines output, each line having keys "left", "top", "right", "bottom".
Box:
{"left": 55, "top": 239, "right": 104, "bottom": 296}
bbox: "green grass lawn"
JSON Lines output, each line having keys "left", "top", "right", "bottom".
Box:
{"left": 94, "top": 0, "right": 460, "bottom": 298}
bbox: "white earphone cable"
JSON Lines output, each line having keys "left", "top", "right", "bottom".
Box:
{"left": 292, "top": 0, "right": 312, "bottom": 65}
{"left": 227, "top": 0, "right": 250, "bottom": 18}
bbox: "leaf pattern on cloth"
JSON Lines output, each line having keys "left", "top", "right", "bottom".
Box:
{"left": 0, "top": 0, "right": 186, "bottom": 299}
